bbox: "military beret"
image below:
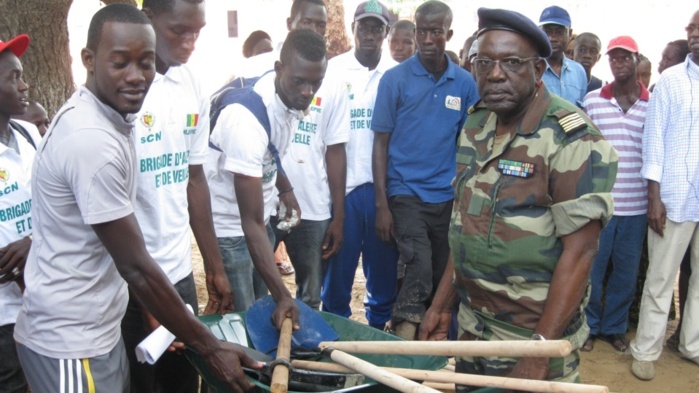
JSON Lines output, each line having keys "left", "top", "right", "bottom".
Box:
{"left": 476, "top": 8, "right": 552, "bottom": 58}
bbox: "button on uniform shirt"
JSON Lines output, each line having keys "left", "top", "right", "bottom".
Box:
{"left": 642, "top": 55, "right": 699, "bottom": 222}
{"left": 543, "top": 56, "right": 588, "bottom": 106}
{"left": 133, "top": 64, "right": 209, "bottom": 284}
{"left": 583, "top": 81, "right": 649, "bottom": 216}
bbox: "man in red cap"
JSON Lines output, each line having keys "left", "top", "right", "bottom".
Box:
{"left": 582, "top": 36, "right": 649, "bottom": 354}
{"left": 0, "top": 32, "right": 40, "bottom": 393}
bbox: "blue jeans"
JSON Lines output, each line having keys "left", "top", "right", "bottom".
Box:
{"left": 218, "top": 224, "right": 274, "bottom": 312}
{"left": 121, "top": 273, "right": 199, "bottom": 393}
{"left": 0, "top": 323, "right": 27, "bottom": 393}
{"left": 272, "top": 217, "right": 330, "bottom": 310}
{"left": 322, "top": 184, "right": 399, "bottom": 328}
{"left": 586, "top": 214, "right": 647, "bottom": 335}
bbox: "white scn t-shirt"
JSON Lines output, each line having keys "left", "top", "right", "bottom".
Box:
{"left": 206, "top": 73, "right": 302, "bottom": 237}
{"left": 133, "top": 64, "right": 209, "bottom": 284}
{"left": 0, "top": 120, "right": 38, "bottom": 327}
{"left": 277, "top": 72, "right": 350, "bottom": 220}
{"left": 327, "top": 51, "right": 397, "bottom": 194}
{"left": 14, "top": 87, "right": 136, "bottom": 359}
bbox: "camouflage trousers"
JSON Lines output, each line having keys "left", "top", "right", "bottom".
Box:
{"left": 454, "top": 303, "right": 589, "bottom": 392}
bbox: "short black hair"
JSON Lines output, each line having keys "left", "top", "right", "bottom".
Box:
{"left": 415, "top": 1, "right": 453, "bottom": 29}
{"left": 87, "top": 3, "right": 151, "bottom": 52}
{"left": 638, "top": 53, "right": 649, "bottom": 64}
{"left": 390, "top": 20, "right": 415, "bottom": 35}
{"left": 142, "top": 0, "right": 204, "bottom": 16}
{"left": 290, "top": 0, "right": 325, "bottom": 20}
{"left": 280, "top": 29, "right": 326, "bottom": 65}
{"left": 668, "top": 39, "right": 690, "bottom": 62}
{"left": 576, "top": 32, "right": 601, "bottom": 47}
{"left": 243, "top": 30, "right": 272, "bottom": 58}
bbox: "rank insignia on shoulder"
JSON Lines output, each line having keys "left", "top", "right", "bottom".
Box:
{"left": 558, "top": 112, "right": 586, "bottom": 133}
{"left": 498, "top": 159, "right": 535, "bottom": 178}
{"left": 467, "top": 105, "right": 475, "bottom": 115}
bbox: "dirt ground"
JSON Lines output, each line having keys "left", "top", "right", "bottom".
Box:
{"left": 191, "top": 241, "right": 699, "bottom": 393}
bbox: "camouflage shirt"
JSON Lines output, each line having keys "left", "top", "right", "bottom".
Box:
{"left": 450, "top": 86, "right": 618, "bottom": 331}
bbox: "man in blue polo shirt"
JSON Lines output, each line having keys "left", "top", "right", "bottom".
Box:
{"left": 539, "top": 6, "right": 587, "bottom": 106}
{"left": 372, "top": 0, "right": 479, "bottom": 340}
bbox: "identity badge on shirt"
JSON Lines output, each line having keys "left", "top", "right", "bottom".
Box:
{"left": 445, "top": 95, "right": 461, "bottom": 111}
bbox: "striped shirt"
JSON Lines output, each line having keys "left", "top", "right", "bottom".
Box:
{"left": 642, "top": 55, "right": 699, "bottom": 222}
{"left": 584, "top": 82, "right": 649, "bottom": 216}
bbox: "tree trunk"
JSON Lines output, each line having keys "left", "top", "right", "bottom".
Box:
{"left": 324, "top": 0, "right": 350, "bottom": 59}
{"left": 0, "top": 0, "right": 74, "bottom": 117}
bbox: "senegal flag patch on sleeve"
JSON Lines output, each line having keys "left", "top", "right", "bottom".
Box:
{"left": 186, "top": 114, "right": 199, "bottom": 127}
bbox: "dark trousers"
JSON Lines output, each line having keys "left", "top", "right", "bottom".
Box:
{"left": 0, "top": 323, "right": 27, "bottom": 393}
{"left": 390, "top": 195, "right": 452, "bottom": 323}
{"left": 121, "top": 273, "right": 199, "bottom": 393}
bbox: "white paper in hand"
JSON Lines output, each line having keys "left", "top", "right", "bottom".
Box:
{"left": 135, "top": 304, "right": 193, "bottom": 364}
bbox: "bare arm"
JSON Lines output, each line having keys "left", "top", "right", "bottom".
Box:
{"left": 322, "top": 143, "right": 346, "bottom": 259}
{"left": 275, "top": 172, "right": 301, "bottom": 221}
{"left": 188, "top": 164, "right": 234, "bottom": 314}
{"left": 0, "top": 237, "right": 31, "bottom": 285}
{"left": 372, "top": 132, "right": 393, "bottom": 243}
{"left": 508, "top": 219, "right": 601, "bottom": 381}
{"left": 92, "top": 215, "right": 257, "bottom": 392}
{"left": 234, "top": 174, "right": 299, "bottom": 330}
{"left": 418, "top": 255, "right": 458, "bottom": 341}
{"left": 647, "top": 180, "right": 666, "bottom": 236}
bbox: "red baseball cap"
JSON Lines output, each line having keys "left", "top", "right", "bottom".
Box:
{"left": 606, "top": 36, "right": 638, "bottom": 54}
{"left": 0, "top": 34, "right": 30, "bottom": 57}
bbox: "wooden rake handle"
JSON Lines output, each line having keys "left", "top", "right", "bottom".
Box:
{"left": 323, "top": 348, "right": 441, "bottom": 393}
{"left": 292, "top": 360, "right": 609, "bottom": 393}
{"left": 270, "top": 318, "right": 293, "bottom": 393}
{"left": 317, "top": 339, "right": 573, "bottom": 358}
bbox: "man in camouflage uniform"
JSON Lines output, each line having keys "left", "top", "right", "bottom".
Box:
{"left": 419, "top": 7, "right": 618, "bottom": 389}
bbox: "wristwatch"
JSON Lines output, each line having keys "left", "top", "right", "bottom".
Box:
{"left": 530, "top": 333, "right": 547, "bottom": 341}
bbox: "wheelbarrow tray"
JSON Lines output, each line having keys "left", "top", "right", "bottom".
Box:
{"left": 186, "top": 310, "right": 502, "bottom": 392}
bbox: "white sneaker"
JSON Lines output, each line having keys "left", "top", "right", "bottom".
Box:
{"left": 631, "top": 359, "right": 655, "bottom": 380}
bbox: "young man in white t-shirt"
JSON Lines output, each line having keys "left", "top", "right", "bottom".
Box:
{"left": 14, "top": 5, "right": 260, "bottom": 392}
{"left": 122, "top": 1, "right": 232, "bottom": 391}
{"left": 0, "top": 33, "right": 39, "bottom": 393}
{"left": 269, "top": 0, "right": 350, "bottom": 310}
{"left": 321, "top": 1, "right": 399, "bottom": 330}
{"left": 206, "top": 29, "right": 327, "bottom": 316}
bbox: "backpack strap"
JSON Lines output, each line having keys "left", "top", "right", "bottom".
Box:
{"left": 209, "top": 87, "right": 286, "bottom": 177}
{"left": 8, "top": 120, "right": 37, "bottom": 150}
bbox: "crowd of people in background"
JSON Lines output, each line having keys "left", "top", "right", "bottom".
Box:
{"left": 0, "top": 0, "right": 698, "bottom": 392}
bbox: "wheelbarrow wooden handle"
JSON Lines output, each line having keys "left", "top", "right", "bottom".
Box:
{"left": 291, "top": 360, "right": 609, "bottom": 393}
{"left": 270, "top": 318, "right": 293, "bottom": 393}
{"left": 317, "top": 339, "right": 572, "bottom": 358}
{"left": 322, "top": 348, "right": 441, "bottom": 393}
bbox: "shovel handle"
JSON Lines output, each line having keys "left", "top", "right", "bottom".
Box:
{"left": 323, "top": 348, "right": 440, "bottom": 393}
{"left": 291, "top": 360, "right": 609, "bottom": 393}
{"left": 317, "top": 339, "right": 572, "bottom": 358}
{"left": 270, "top": 318, "right": 293, "bottom": 393}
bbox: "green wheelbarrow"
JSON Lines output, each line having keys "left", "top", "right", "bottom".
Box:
{"left": 185, "top": 311, "right": 503, "bottom": 393}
